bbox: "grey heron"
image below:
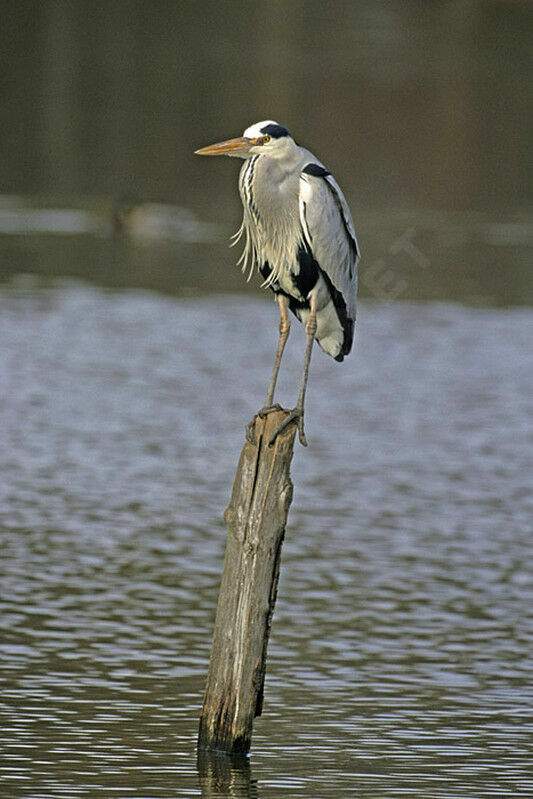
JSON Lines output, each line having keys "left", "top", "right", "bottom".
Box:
{"left": 195, "top": 120, "right": 359, "bottom": 446}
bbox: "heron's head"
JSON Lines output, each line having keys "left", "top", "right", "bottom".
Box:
{"left": 195, "top": 120, "right": 296, "bottom": 160}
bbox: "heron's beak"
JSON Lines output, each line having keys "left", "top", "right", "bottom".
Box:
{"left": 194, "top": 136, "right": 255, "bottom": 157}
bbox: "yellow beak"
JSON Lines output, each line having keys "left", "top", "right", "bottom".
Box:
{"left": 194, "top": 136, "right": 255, "bottom": 156}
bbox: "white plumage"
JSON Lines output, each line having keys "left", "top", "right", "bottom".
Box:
{"left": 195, "top": 120, "right": 359, "bottom": 445}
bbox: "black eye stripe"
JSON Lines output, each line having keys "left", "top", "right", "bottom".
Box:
{"left": 259, "top": 123, "right": 289, "bottom": 139}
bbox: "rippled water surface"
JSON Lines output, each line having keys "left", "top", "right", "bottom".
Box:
{"left": 1, "top": 283, "right": 532, "bottom": 797}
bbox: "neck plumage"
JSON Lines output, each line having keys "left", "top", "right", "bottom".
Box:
{"left": 235, "top": 155, "right": 303, "bottom": 286}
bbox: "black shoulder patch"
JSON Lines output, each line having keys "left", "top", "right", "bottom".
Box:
{"left": 294, "top": 245, "right": 320, "bottom": 299}
{"left": 302, "top": 163, "right": 331, "bottom": 178}
{"left": 260, "top": 123, "right": 289, "bottom": 139}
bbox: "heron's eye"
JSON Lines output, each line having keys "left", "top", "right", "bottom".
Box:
{"left": 261, "top": 135, "right": 271, "bottom": 144}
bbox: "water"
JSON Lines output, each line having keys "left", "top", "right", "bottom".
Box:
{"left": 1, "top": 283, "right": 532, "bottom": 797}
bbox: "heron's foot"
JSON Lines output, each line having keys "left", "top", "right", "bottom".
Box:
{"left": 268, "top": 407, "right": 307, "bottom": 448}
{"left": 258, "top": 402, "right": 282, "bottom": 418}
{"left": 245, "top": 404, "right": 283, "bottom": 443}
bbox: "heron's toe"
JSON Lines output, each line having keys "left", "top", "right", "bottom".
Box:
{"left": 268, "top": 408, "right": 306, "bottom": 448}
{"left": 297, "top": 415, "right": 308, "bottom": 447}
{"left": 258, "top": 403, "right": 282, "bottom": 418}
{"left": 246, "top": 404, "right": 282, "bottom": 444}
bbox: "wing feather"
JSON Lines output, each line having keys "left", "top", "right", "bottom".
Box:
{"left": 299, "top": 165, "right": 359, "bottom": 322}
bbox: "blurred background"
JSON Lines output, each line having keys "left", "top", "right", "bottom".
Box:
{"left": 2, "top": 3, "right": 533, "bottom": 798}
{"left": 0, "top": 0, "right": 532, "bottom": 301}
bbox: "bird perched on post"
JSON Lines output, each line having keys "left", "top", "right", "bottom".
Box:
{"left": 195, "top": 120, "right": 359, "bottom": 446}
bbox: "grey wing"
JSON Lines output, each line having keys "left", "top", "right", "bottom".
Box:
{"left": 299, "top": 166, "right": 359, "bottom": 321}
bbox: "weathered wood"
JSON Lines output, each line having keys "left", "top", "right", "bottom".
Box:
{"left": 198, "top": 409, "right": 297, "bottom": 755}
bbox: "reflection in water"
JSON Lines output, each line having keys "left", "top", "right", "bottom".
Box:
{"left": 197, "top": 751, "right": 257, "bottom": 799}
{"left": 1, "top": 283, "right": 532, "bottom": 797}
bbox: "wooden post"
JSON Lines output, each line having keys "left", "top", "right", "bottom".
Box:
{"left": 198, "top": 408, "right": 297, "bottom": 755}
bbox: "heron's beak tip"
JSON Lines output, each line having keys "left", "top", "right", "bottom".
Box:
{"left": 194, "top": 137, "right": 253, "bottom": 157}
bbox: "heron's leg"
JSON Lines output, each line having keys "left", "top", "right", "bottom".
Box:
{"left": 269, "top": 294, "right": 317, "bottom": 448}
{"left": 263, "top": 294, "right": 290, "bottom": 409}
{"left": 246, "top": 295, "right": 291, "bottom": 443}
